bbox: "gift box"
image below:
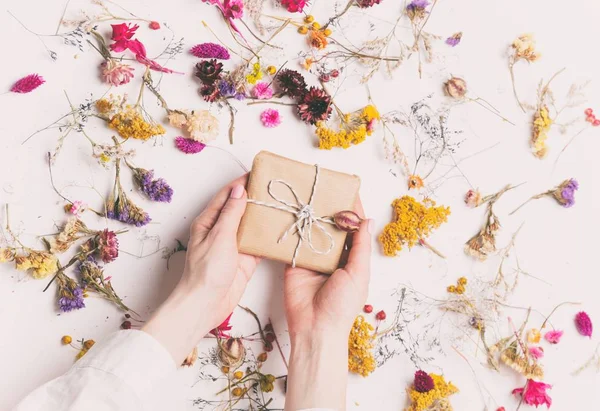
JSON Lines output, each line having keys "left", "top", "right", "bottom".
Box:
{"left": 238, "top": 151, "right": 361, "bottom": 274}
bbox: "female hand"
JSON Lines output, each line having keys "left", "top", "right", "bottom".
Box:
{"left": 284, "top": 202, "right": 372, "bottom": 411}
{"left": 143, "top": 175, "right": 260, "bottom": 364}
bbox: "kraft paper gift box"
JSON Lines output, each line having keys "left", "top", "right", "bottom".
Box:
{"left": 237, "top": 151, "right": 361, "bottom": 274}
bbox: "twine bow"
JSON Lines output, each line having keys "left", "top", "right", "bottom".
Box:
{"left": 247, "top": 165, "right": 335, "bottom": 267}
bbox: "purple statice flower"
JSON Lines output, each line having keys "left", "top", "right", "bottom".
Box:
{"left": 553, "top": 178, "right": 578, "bottom": 208}
{"left": 132, "top": 167, "right": 174, "bottom": 203}
{"left": 59, "top": 286, "right": 85, "bottom": 312}
{"left": 446, "top": 32, "right": 462, "bottom": 47}
{"left": 218, "top": 80, "right": 246, "bottom": 100}
{"left": 406, "top": 0, "right": 430, "bottom": 13}
{"left": 106, "top": 191, "right": 152, "bottom": 226}
{"left": 190, "top": 43, "right": 230, "bottom": 60}
{"left": 175, "top": 136, "right": 206, "bottom": 154}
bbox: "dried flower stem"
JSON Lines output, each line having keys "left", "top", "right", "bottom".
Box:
{"left": 268, "top": 318, "right": 289, "bottom": 370}
{"left": 539, "top": 301, "right": 581, "bottom": 330}
{"left": 508, "top": 59, "right": 526, "bottom": 113}
{"left": 419, "top": 238, "right": 445, "bottom": 258}
{"left": 322, "top": 0, "right": 355, "bottom": 30}
{"left": 509, "top": 191, "right": 552, "bottom": 215}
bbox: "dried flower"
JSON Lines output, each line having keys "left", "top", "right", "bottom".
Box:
{"left": 357, "top": 0, "right": 383, "bottom": 8}
{"left": 66, "top": 200, "right": 86, "bottom": 217}
{"left": 260, "top": 108, "right": 281, "bottom": 128}
{"left": 308, "top": 30, "right": 328, "bottom": 49}
{"left": 182, "top": 346, "right": 198, "bottom": 367}
{"left": 0, "top": 248, "right": 15, "bottom": 263}
{"left": 246, "top": 62, "right": 263, "bottom": 85}
{"left": 375, "top": 310, "right": 386, "bottom": 320}
{"left": 131, "top": 167, "right": 174, "bottom": 202}
{"left": 551, "top": 178, "right": 578, "bottom": 208}
{"left": 532, "top": 105, "right": 552, "bottom": 158}
{"left": 107, "top": 162, "right": 151, "bottom": 227}
{"left": 211, "top": 313, "right": 233, "bottom": 338}
{"left": 408, "top": 175, "right": 424, "bottom": 190}
{"left": 200, "top": 83, "right": 221, "bottom": 102}
{"left": 56, "top": 272, "right": 85, "bottom": 312}
{"left": 407, "top": 372, "right": 458, "bottom": 411}
{"left": 61, "top": 335, "right": 72, "bottom": 345}
{"left": 464, "top": 189, "right": 482, "bottom": 208}
{"left": 446, "top": 32, "right": 462, "bottom": 47}
{"left": 276, "top": 69, "right": 307, "bottom": 98}
{"left": 511, "top": 34, "right": 541, "bottom": 63}
{"left": 105, "top": 104, "right": 166, "bottom": 141}
{"left": 363, "top": 304, "right": 373, "bottom": 313}
{"left": 544, "top": 330, "right": 563, "bottom": 344}
{"left": 333, "top": 210, "right": 362, "bottom": 232}
{"left": 79, "top": 258, "right": 132, "bottom": 312}
{"left": 379, "top": 196, "right": 450, "bottom": 257}
{"left": 149, "top": 21, "right": 160, "bottom": 30}
{"left": 10, "top": 74, "right": 45, "bottom": 94}
{"left": 414, "top": 370, "right": 435, "bottom": 393}
{"left": 444, "top": 77, "right": 467, "bottom": 99}
{"left": 195, "top": 59, "right": 224, "bottom": 84}
{"left": 252, "top": 82, "right": 274, "bottom": 99}
{"left": 97, "top": 229, "right": 119, "bottom": 263}
{"left": 101, "top": 60, "right": 135, "bottom": 87}
{"left": 529, "top": 346, "right": 545, "bottom": 360}
{"left": 348, "top": 316, "right": 376, "bottom": 377}
{"left": 501, "top": 343, "right": 544, "bottom": 379}
{"left": 223, "top": 0, "right": 244, "bottom": 19}
{"left": 175, "top": 136, "right": 206, "bottom": 154}
{"left": 575, "top": 311, "right": 593, "bottom": 337}
{"left": 464, "top": 210, "right": 500, "bottom": 261}
{"left": 512, "top": 380, "right": 552, "bottom": 408}
{"left": 190, "top": 43, "right": 230, "bottom": 60}
{"left": 281, "top": 0, "right": 307, "bottom": 13}
{"left": 218, "top": 337, "right": 246, "bottom": 368}
{"left": 297, "top": 87, "right": 332, "bottom": 125}
{"left": 188, "top": 110, "right": 219, "bottom": 142}
{"left": 528, "top": 328, "right": 542, "bottom": 344}
{"left": 406, "top": 0, "right": 430, "bottom": 22}
{"left": 15, "top": 250, "right": 59, "bottom": 279}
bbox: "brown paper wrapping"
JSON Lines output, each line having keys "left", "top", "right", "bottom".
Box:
{"left": 238, "top": 151, "right": 361, "bottom": 274}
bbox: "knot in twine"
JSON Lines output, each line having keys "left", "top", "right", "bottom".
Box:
{"left": 247, "top": 165, "right": 335, "bottom": 267}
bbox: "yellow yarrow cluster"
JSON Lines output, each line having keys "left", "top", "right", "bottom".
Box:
{"left": 14, "top": 250, "right": 59, "bottom": 279}
{"left": 246, "top": 62, "right": 263, "bottom": 85}
{"left": 406, "top": 374, "right": 459, "bottom": 411}
{"left": 379, "top": 196, "right": 450, "bottom": 257}
{"left": 348, "top": 316, "right": 376, "bottom": 377}
{"left": 317, "top": 105, "right": 380, "bottom": 150}
{"left": 446, "top": 277, "right": 467, "bottom": 294}
{"left": 107, "top": 105, "right": 166, "bottom": 141}
{"left": 531, "top": 105, "right": 552, "bottom": 158}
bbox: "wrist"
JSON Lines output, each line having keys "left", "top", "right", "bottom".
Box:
{"left": 285, "top": 331, "right": 348, "bottom": 411}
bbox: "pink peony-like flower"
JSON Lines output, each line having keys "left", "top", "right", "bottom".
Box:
{"left": 280, "top": 0, "right": 307, "bottom": 13}
{"left": 223, "top": 0, "right": 244, "bottom": 19}
{"left": 544, "top": 330, "right": 563, "bottom": 344}
{"left": 175, "top": 136, "right": 206, "bottom": 154}
{"left": 575, "top": 311, "right": 593, "bottom": 337}
{"left": 465, "top": 189, "right": 482, "bottom": 208}
{"left": 252, "top": 82, "right": 274, "bottom": 100}
{"left": 528, "top": 346, "right": 544, "bottom": 360}
{"left": 10, "top": 74, "right": 45, "bottom": 94}
{"left": 97, "top": 229, "right": 119, "bottom": 263}
{"left": 512, "top": 380, "right": 552, "bottom": 408}
{"left": 101, "top": 60, "right": 135, "bottom": 86}
{"left": 260, "top": 108, "right": 281, "bottom": 128}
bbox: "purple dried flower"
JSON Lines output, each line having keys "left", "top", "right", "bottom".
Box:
{"left": 446, "top": 32, "right": 462, "bottom": 47}
{"left": 132, "top": 167, "right": 174, "bottom": 203}
{"left": 218, "top": 80, "right": 244, "bottom": 100}
{"left": 175, "top": 136, "right": 206, "bottom": 154}
{"left": 190, "top": 43, "right": 230, "bottom": 60}
{"left": 406, "top": 0, "right": 430, "bottom": 20}
{"left": 106, "top": 191, "right": 151, "bottom": 227}
{"left": 575, "top": 311, "right": 593, "bottom": 337}
{"left": 553, "top": 178, "right": 579, "bottom": 208}
{"left": 57, "top": 273, "right": 85, "bottom": 313}
{"left": 413, "top": 370, "right": 434, "bottom": 393}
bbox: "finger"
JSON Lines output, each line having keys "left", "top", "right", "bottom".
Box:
{"left": 354, "top": 196, "right": 365, "bottom": 217}
{"left": 343, "top": 218, "right": 373, "bottom": 286}
{"left": 191, "top": 174, "right": 248, "bottom": 238}
{"left": 212, "top": 184, "right": 247, "bottom": 236}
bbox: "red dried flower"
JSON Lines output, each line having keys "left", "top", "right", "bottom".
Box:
{"left": 211, "top": 313, "right": 233, "bottom": 338}
{"left": 10, "top": 74, "right": 45, "bottom": 94}
{"left": 296, "top": 86, "right": 332, "bottom": 125}
{"left": 200, "top": 84, "right": 221, "bottom": 102}
{"left": 375, "top": 310, "right": 386, "bottom": 320}
{"left": 363, "top": 304, "right": 373, "bottom": 313}
{"left": 149, "top": 21, "right": 160, "bottom": 30}
{"left": 413, "top": 370, "right": 435, "bottom": 393}
{"left": 575, "top": 311, "right": 593, "bottom": 337}
{"left": 97, "top": 229, "right": 119, "bottom": 263}
{"left": 280, "top": 0, "right": 307, "bottom": 13}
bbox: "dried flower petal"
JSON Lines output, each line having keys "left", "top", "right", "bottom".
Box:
{"left": 182, "top": 346, "right": 198, "bottom": 367}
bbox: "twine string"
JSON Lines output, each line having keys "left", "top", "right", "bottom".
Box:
{"left": 247, "top": 165, "right": 335, "bottom": 267}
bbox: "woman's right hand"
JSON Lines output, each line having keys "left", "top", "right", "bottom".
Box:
{"left": 283, "top": 204, "right": 372, "bottom": 411}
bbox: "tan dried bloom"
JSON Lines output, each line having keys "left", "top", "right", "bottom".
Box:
{"left": 15, "top": 251, "right": 59, "bottom": 279}
{"left": 218, "top": 338, "right": 245, "bottom": 369}
{"left": 444, "top": 77, "right": 467, "bottom": 99}
{"left": 511, "top": 34, "right": 541, "bottom": 62}
{"left": 49, "top": 218, "right": 88, "bottom": 254}
{"left": 0, "top": 248, "right": 15, "bottom": 263}
{"left": 188, "top": 110, "right": 219, "bottom": 143}
{"left": 182, "top": 346, "right": 198, "bottom": 367}
{"left": 167, "top": 110, "right": 189, "bottom": 128}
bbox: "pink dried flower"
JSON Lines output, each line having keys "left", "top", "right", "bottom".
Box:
{"left": 149, "top": 21, "right": 160, "bottom": 30}
{"left": 67, "top": 200, "right": 86, "bottom": 217}
{"left": 413, "top": 370, "right": 434, "bottom": 393}
{"left": 575, "top": 311, "right": 593, "bottom": 337}
{"left": 528, "top": 346, "right": 544, "bottom": 360}
{"left": 97, "top": 229, "right": 119, "bottom": 263}
{"left": 190, "top": 43, "right": 230, "bottom": 60}
{"left": 252, "top": 82, "right": 274, "bottom": 100}
{"left": 10, "top": 74, "right": 45, "bottom": 94}
{"left": 465, "top": 189, "right": 482, "bottom": 208}
{"left": 280, "top": 0, "right": 307, "bottom": 13}
{"left": 210, "top": 312, "right": 233, "bottom": 338}
{"left": 175, "top": 136, "right": 206, "bottom": 154}
{"left": 223, "top": 0, "right": 244, "bottom": 19}
{"left": 544, "top": 330, "right": 563, "bottom": 344}
{"left": 101, "top": 60, "right": 135, "bottom": 86}
{"left": 512, "top": 380, "right": 552, "bottom": 408}
{"left": 260, "top": 109, "right": 281, "bottom": 128}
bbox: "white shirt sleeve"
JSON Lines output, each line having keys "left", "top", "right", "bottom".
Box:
{"left": 13, "top": 329, "right": 338, "bottom": 411}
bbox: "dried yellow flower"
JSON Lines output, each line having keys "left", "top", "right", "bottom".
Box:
{"left": 531, "top": 105, "right": 552, "bottom": 158}
{"left": 348, "top": 316, "right": 376, "bottom": 377}
{"left": 0, "top": 248, "right": 15, "bottom": 263}
{"left": 379, "top": 196, "right": 450, "bottom": 257}
{"left": 308, "top": 30, "right": 328, "bottom": 49}
{"left": 527, "top": 328, "right": 541, "bottom": 344}
{"left": 406, "top": 374, "right": 459, "bottom": 411}
{"left": 511, "top": 34, "right": 541, "bottom": 62}
{"left": 108, "top": 105, "right": 166, "bottom": 141}
{"left": 15, "top": 250, "right": 59, "bottom": 279}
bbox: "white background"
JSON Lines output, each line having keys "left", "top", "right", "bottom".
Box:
{"left": 1, "top": 0, "right": 599, "bottom": 410}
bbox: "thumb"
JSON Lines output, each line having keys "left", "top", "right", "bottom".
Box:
{"left": 213, "top": 184, "right": 247, "bottom": 236}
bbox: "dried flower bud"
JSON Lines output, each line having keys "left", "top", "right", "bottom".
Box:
{"left": 444, "top": 77, "right": 467, "bottom": 99}
{"left": 232, "top": 387, "right": 243, "bottom": 396}
{"left": 320, "top": 73, "right": 331, "bottom": 82}
{"left": 182, "top": 346, "right": 198, "bottom": 367}
{"left": 221, "top": 366, "right": 230, "bottom": 374}
{"left": 265, "top": 333, "right": 276, "bottom": 343}
{"left": 218, "top": 337, "right": 246, "bottom": 368}
{"left": 330, "top": 69, "right": 340, "bottom": 78}
{"left": 333, "top": 210, "right": 363, "bottom": 232}
{"left": 61, "top": 335, "right": 72, "bottom": 345}
{"left": 363, "top": 304, "right": 373, "bottom": 313}
{"left": 375, "top": 310, "right": 386, "bottom": 320}
{"left": 233, "top": 370, "right": 244, "bottom": 379}
{"left": 83, "top": 339, "right": 95, "bottom": 350}
{"left": 264, "top": 323, "right": 273, "bottom": 332}
{"left": 257, "top": 352, "right": 268, "bottom": 362}
{"left": 264, "top": 341, "right": 274, "bottom": 352}
{"left": 121, "top": 320, "right": 132, "bottom": 329}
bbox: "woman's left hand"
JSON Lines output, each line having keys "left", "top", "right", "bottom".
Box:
{"left": 142, "top": 175, "right": 260, "bottom": 364}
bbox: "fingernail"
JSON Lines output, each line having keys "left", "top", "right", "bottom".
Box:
{"left": 230, "top": 184, "right": 244, "bottom": 199}
{"left": 367, "top": 219, "right": 374, "bottom": 234}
